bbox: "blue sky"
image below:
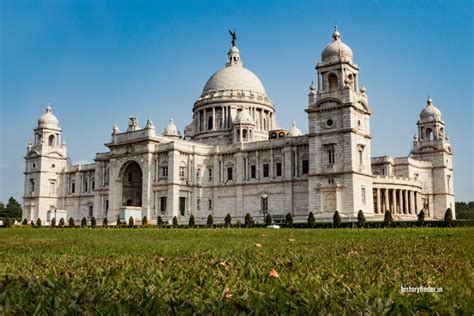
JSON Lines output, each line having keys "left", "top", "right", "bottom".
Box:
{"left": 1, "top": 0, "right": 473, "bottom": 203}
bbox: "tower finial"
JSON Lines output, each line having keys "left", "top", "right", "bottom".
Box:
{"left": 332, "top": 26, "right": 341, "bottom": 41}
{"left": 427, "top": 95, "right": 432, "bottom": 106}
{"left": 229, "top": 29, "right": 237, "bottom": 47}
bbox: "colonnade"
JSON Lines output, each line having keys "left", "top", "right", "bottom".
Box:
{"left": 373, "top": 188, "right": 420, "bottom": 215}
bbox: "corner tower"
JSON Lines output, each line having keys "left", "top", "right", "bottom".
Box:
{"left": 306, "top": 28, "right": 374, "bottom": 219}
{"left": 23, "top": 105, "right": 68, "bottom": 222}
{"left": 411, "top": 96, "right": 455, "bottom": 218}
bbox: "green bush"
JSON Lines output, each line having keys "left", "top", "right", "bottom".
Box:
{"left": 91, "top": 216, "right": 97, "bottom": 228}
{"left": 36, "top": 218, "right": 42, "bottom": 228}
{"left": 81, "top": 217, "right": 87, "bottom": 228}
{"left": 224, "top": 213, "right": 232, "bottom": 227}
{"left": 51, "top": 218, "right": 56, "bottom": 228}
{"left": 128, "top": 216, "right": 134, "bottom": 228}
{"left": 384, "top": 211, "right": 393, "bottom": 227}
{"left": 357, "top": 210, "right": 366, "bottom": 228}
{"left": 417, "top": 210, "right": 425, "bottom": 227}
{"left": 244, "top": 213, "right": 253, "bottom": 228}
{"left": 307, "top": 212, "right": 316, "bottom": 228}
{"left": 22, "top": 218, "right": 28, "bottom": 226}
{"left": 207, "top": 214, "right": 213, "bottom": 227}
{"left": 103, "top": 217, "right": 108, "bottom": 228}
{"left": 116, "top": 215, "right": 121, "bottom": 228}
{"left": 285, "top": 213, "right": 293, "bottom": 227}
{"left": 333, "top": 211, "right": 341, "bottom": 228}
{"left": 142, "top": 216, "right": 148, "bottom": 226}
{"left": 157, "top": 216, "right": 164, "bottom": 228}
{"left": 59, "top": 218, "right": 65, "bottom": 228}
{"left": 4, "top": 218, "right": 11, "bottom": 228}
{"left": 189, "top": 215, "right": 195, "bottom": 227}
{"left": 265, "top": 213, "right": 272, "bottom": 226}
{"left": 172, "top": 216, "right": 178, "bottom": 228}
{"left": 444, "top": 208, "right": 453, "bottom": 227}
{"left": 69, "top": 217, "right": 75, "bottom": 228}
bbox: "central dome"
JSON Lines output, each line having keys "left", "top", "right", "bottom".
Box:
{"left": 203, "top": 66, "right": 266, "bottom": 95}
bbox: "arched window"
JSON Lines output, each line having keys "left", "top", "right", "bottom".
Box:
{"left": 425, "top": 128, "right": 433, "bottom": 141}
{"left": 208, "top": 116, "right": 213, "bottom": 130}
{"left": 242, "top": 129, "right": 247, "bottom": 139}
{"left": 48, "top": 134, "right": 55, "bottom": 146}
{"left": 328, "top": 73, "right": 338, "bottom": 91}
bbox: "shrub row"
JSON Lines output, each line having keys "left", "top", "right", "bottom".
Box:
{"left": 5, "top": 208, "right": 463, "bottom": 229}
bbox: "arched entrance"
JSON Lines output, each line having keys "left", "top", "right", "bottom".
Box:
{"left": 121, "top": 161, "right": 143, "bottom": 207}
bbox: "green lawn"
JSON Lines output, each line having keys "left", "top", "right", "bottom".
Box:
{"left": 0, "top": 227, "right": 472, "bottom": 314}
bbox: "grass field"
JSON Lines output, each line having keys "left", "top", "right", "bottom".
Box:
{"left": 1, "top": 227, "right": 473, "bottom": 314}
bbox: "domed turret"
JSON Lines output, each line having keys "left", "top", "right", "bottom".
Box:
{"left": 419, "top": 96, "right": 442, "bottom": 122}
{"left": 163, "top": 119, "right": 180, "bottom": 139}
{"left": 289, "top": 121, "right": 303, "bottom": 136}
{"left": 234, "top": 110, "right": 254, "bottom": 125}
{"left": 38, "top": 105, "right": 60, "bottom": 129}
{"left": 321, "top": 27, "right": 353, "bottom": 63}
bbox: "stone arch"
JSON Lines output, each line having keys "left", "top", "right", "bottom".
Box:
{"left": 425, "top": 127, "right": 433, "bottom": 141}
{"left": 118, "top": 160, "right": 143, "bottom": 207}
{"left": 48, "top": 134, "right": 56, "bottom": 146}
{"left": 328, "top": 73, "right": 338, "bottom": 91}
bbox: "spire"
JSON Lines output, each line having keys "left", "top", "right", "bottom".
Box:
{"left": 46, "top": 103, "right": 52, "bottom": 113}
{"left": 426, "top": 95, "right": 433, "bottom": 106}
{"left": 332, "top": 25, "right": 341, "bottom": 41}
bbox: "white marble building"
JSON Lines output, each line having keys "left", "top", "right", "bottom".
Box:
{"left": 23, "top": 30, "right": 455, "bottom": 224}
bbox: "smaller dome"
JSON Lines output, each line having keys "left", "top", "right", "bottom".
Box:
{"left": 229, "top": 46, "right": 240, "bottom": 54}
{"left": 289, "top": 121, "right": 302, "bottom": 136}
{"left": 234, "top": 110, "right": 254, "bottom": 125}
{"left": 163, "top": 119, "right": 180, "bottom": 138}
{"left": 321, "top": 28, "right": 353, "bottom": 63}
{"left": 419, "top": 96, "right": 442, "bottom": 122}
{"left": 38, "top": 105, "right": 60, "bottom": 129}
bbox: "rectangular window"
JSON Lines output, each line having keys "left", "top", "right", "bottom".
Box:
{"left": 50, "top": 181, "right": 56, "bottom": 194}
{"left": 261, "top": 197, "right": 268, "bottom": 212}
{"left": 328, "top": 178, "right": 334, "bottom": 184}
{"left": 92, "top": 180, "right": 95, "bottom": 190}
{"left": 251, "top": 165, "right": 256, "bottom": 178}
{"left": 196, "top": 168, "right": 201, "bottom": 181}
{"left": 179, "top": 166, "right": 185, "bottom": 179}
{"left": 30, "top": 179, "right": 35, "bottom": 194}
{"left": 359, "top": 150, "right": 363, "bottom": 166}
{"left": 328, "top": 149, "right": 335, "bottom": 164}
{"left": 208, "top": 116, "right": 213, "bottom": 130}
{"left": 302, "top": 160, "right": 309, "bottom": 174}
{"left": 84, "top": 181, "right": 88, "bottom": 193}
{"left": 161, "top": 167, "right": 168, "bottom": 177}
{"left": 227, "top": 167, "right": 233, "bottom": 181}
{"left": 197, "top": 198, "right": 201, "bottom": 211}
{"left": 179, "top": 197, "right": 186, "bottom": 216}
{"left": 276, "top": 162, "right": 282, "bottom": 177}
{"left": 71, "top": 182, "right": 75, "bottom": 194}
{"left": 208, "top": 168, "right": 213, "bottom": 182}
{"left": 208, "top": 199, "right": 212, "bottom": 210}
{"left": 160, "top": 197, "right": 167, "bottom": 213}
{"left": 89, "top": 206, "right": 93, "bottom": 217}
{"left": 361, "top": 187, "right": 366, "bottom": 204}
{"left": 263, "top": 164, "right": 269, "bottom": 177}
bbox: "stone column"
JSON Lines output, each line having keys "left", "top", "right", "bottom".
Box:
{"left": 398, "top": 189, "right": 403, "bottom": 214}
{"left": 391, "top": 189, "right": 396, "bottom": 213}
{"left": 376, "top": 188, "right": 381, "bottom": 214}
{"left": 409, "top": 190, "right": 415, "bottom": 214}
{"left": 212, "top": 107, "right": 216, "bottom": 130}
{"left": 403, "top": 190, "right": 408, "bottom": 214}
{"left": 384, "top": 189, "right": 389, "bottom": 213}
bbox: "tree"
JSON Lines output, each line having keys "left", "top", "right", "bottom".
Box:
{"left": 142, "top": 216, "right": 148, "bottom": 226}
{"left": 172, "top": 216, "right": 178, "bottom": 228}
{"left": 333, "top": 211, "right": 341, "bottom": 228}
{"left": 444, "top": 208, "right": 453, "bottom": 227}
{"left": 103, "top": 217, "right": 108, "bottom": 228}
{"left": 22, "top": 218, "right": 28, "bottom": 226}
{"left": 384, "top": 211, "right": 393, "bottom": 227}
{"left": 51, "top": 218, "right": 56, "bottom": 228}
{"left": 36, "top": 218, "right": 42, "bottom": 228}
{"left": 357, "top": 210, "right": 366, "bottom": 228}
{"left": 417, "top": 210, "right": 425, "bottom": 227}
{"left": 4, "top": 218, "right": 11, "bottom": 228}
{"left": 224, "top": 213, "right": 232, "bottom": 227}
{"left": 189, "top": 215, "right": 195, "bottom": 227}
{"left": 59, "top": 218, "right": 65, "bottom": 228}
{"left": 90, "top": 216, "right": 97, "bottom": 228}
{"left": 285, "top": 213, "right": 293, "bottom": 227}
{"left": 265, "top": 213, "right": 272, "bottom": 226}
{"left": 157, "top": 216, "right": 164, "bottom": 227}
{"left": 128, "top": 216, "right": 134, "bottom": 228}
{"left": 31, "top": 220, "right": 35, "bottom": 228}
{"left": 0, "top": 197, "right": 22, "bottom": 220}
{"left": 307, "top": 212, "right": 316, "bottom": 228}
{"left": 207, "top": 214, "right": 213, "bottom": 227}
{"left": 244, "top": 213, "right": 253, "bottom": 228}
{"left": 116, "top": 215, "right": 121, "bottom": 227}
{"left": 81, "top": 217, "right": 87, "bottom": 228}
{"left": 69, "top": 217, "right": 75, "bottom": 228}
